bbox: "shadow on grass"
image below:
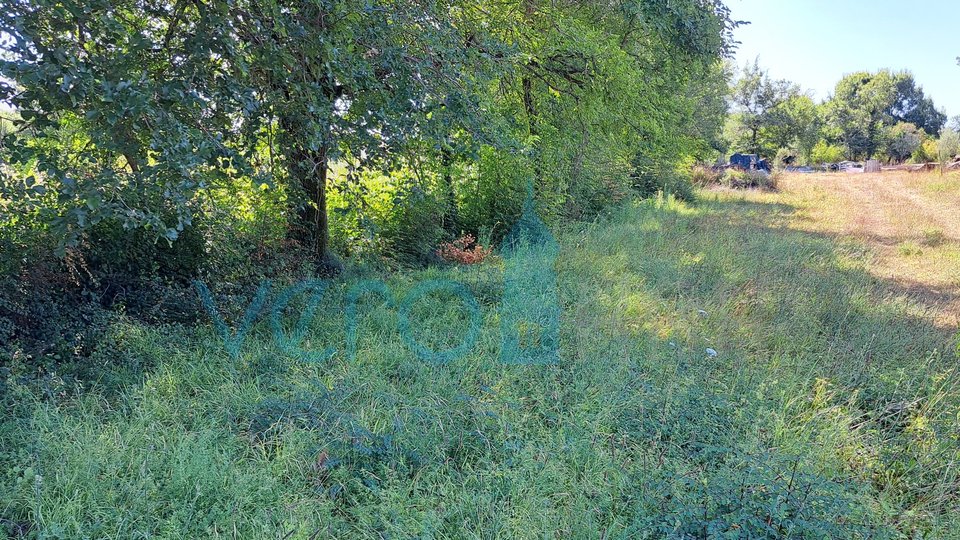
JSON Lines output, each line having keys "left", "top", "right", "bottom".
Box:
{"left": 561, "top": 193, "right": 958, "bottom": 536}
{"left": 3, "top": 194, "right": 959, "bottom": 538}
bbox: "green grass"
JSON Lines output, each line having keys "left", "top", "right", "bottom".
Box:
{"left": 3, "top": 194, "right": 960, "bottom": 538}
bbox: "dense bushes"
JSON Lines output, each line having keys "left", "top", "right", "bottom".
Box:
{"left": 689, "top": 165, "right": 778, "bottom": 191}
{"left": 0, "top": 0, "right": 737, "bottom": 272}
{"left": 633, "top": 166, "right": 697, "bottom": 202}
{"left": 722, "top": 168, "right": 779, "bottom": 190}
{"left": 691, "top": 165, "right": 724, "bottom": 187}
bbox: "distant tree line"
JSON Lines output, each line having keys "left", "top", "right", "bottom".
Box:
{"left": 726, "top": 61, "right": 955, "bottom": 166}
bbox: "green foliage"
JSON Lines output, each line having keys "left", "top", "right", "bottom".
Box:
{"left": 771, "top": 95, "right": 823, "bottom": 163}
{"left": 883, "top": 122, "right": 923, "bottom": 164}
{"left": 810, "top": 139, "right": 846, "bottom": 165}
{"left": 690, "top": 165, "right": 723, "bottom": 187}
{"left": 773, "top": 147, "right": 795, "bottom": 170}
{"left": 1, "top": 0, "right": 738, "bottom": 273}
{"left": 827, "top": 71, "right": 895, "bottom": 160}
{"left": 911, "top": 137, "right": 939, "bottom": 164}
{"left": 890, "top": 73, "right": 947, "bottom": 134}
{"left": 727, "top": 60, "right": 805, "bottom": 157}
{"left": 726, "top": 65, "right": 945, "bottom": 166}
{"left": 379, "top": 186, "right": 450, "bottom": 267}
{"left": 826, "top": 70, "right": 945, "bottom": 160}
{"left": 938, "top": 128, "right": 960, "bottom": 166}
{"left": 632, "top": 164, "right": 696, "bottom": 202}
{"left": 0, "top": 0, "right": 505, "bottom": 261}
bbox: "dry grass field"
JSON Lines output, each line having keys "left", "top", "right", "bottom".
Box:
{"left": 717, "top": 171, "right": 960, "bottom": 329}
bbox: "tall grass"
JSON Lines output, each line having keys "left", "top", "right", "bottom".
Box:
{"left": 2, "top": 193, "right": 958, "bottom": 538}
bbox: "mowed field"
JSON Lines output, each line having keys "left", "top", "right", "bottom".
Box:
{"left": 731, "top": 171, "right": 960, "bottom": 328}
{"left": 3, "top": 172, "right": 960, "bottom": 538}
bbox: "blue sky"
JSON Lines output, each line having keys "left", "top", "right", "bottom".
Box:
{"left": 730, "top": 0, "right": 960, "bottom": 119}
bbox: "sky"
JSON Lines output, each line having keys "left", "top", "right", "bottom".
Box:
{"left": 729, "top": 0, "right": 960, "bottom": 120}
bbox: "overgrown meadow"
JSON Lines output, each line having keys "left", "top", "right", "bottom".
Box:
{"left": 3, "top": 190, "right": 959, "bottom": 538}
{"left": 2, "top": 0, "right": 960, "bottom": 537}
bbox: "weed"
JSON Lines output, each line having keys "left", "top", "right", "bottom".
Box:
{"left": 435, "top": 234, "right": 493, "bottom": 265}
{"left": 898, "top": 241, "right": 923, "bottom": 257}
{"left": 921, "top": 228, "right": 945, "bottom": 247}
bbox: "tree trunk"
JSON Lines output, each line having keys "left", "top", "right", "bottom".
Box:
{"left": 286, "top": 137, "right": 342, "bottom": 275}
{"left": 440, "top": 146, "right": 459, "bottom": 233}
{"left": 522, "top": 0, "right": 541, "bottom": 183}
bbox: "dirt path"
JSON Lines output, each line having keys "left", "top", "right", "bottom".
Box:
{"left": 778, "top": 172, "right": 960, "bottom": 329}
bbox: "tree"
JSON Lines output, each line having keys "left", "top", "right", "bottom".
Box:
{"left": 826, "top": 70, "right": 945, "bottom": 160}
{"left": 889, "top": 73, "right": 946, "bottom": 135}
{"left": 728, "top": 60, "right": 800, "bottom": 156}
{"left": 826, "top": 71, "right": 895, "bottom": 160}
{"left": 1, "top": 0, "right": 249, "bottom": 250}
{"left": 1, "top": 0, "right": 738, "bottom": 269}
{"left": 0, "top": 0, "right": 498, "bottom": 270}
{"left": 229, "top": 0, "right": 496, "bottom": 272}
{"left": 764, "top": 94, "right": 822, "bottom": 162}
{"left": 938, "top": 127, "right": 960, "bottom": 173}
{"left": 882, "top": 122, "right": 922, "bottom": 163}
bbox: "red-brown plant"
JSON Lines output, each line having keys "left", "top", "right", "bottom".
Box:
{"left": 436, "top": 234, "right": 492, "bottom": 265}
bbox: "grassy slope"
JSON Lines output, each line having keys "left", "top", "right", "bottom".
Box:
{"left": 3, "top": 178, "right": 960, "bottom": 538}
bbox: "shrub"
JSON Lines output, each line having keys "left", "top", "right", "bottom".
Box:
{"left": 633, "top": 167, "right": 695, "bottom": 202}
{"left": 938, "top": 129, "right": 960, "bottom": 166}
{"left": 921, "top": 228, "right": 945, "bottom": 247}
{"left": 810, "top": 140, "right": 845, "bottom": 165}
{"left": 720, "top": 168, "right": 741, "bottom": 188}
{"left": 436, "top": 234, "right": 493, "bottom": 265}
{"left": 758, "top": 170, "right": 781, "bottom": 190}
{"left": 774, "top": 147, "right": 796, "bottom": 170}
{"left": 457, "top": 147, "right": 534, "bottom": 243}
{"left": 911, "top": 138, "right": 938, "bottom": 164}
{"left": 898, "top": 240, "right": 922, "bottom": 256}
{"left": 722, "top": 168, "right": 778, "bottom": 190}
{"left": 690, "top": 165, "right": 722, "bottom": 187}
{"left": 0, "top": 254, "right": 116, "bottom": 391}
{"left": 379, "top": 185, "right": 449, "bottom": 267}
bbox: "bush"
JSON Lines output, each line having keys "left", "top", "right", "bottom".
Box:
{"left": 912, "top": 138, "right": 939, "bottom": 164}
{"left": 378, "top": 185, "right": 449, "bottom": 267}
{"left": 435, "top": 234, "right": 493, "bottom": 265}
{"left": 690, "top": 165, "right": 723, "bottom": 187}
{"left": 938, "top": 129, "right": 960, "bottom": 164}
{"left": 810, "top": 140, "right": 845, "bottom": 165}
{"left": 457, "top": 147, "right": 534, "bottom": 243}
{"left": 722, "top": 168, "right": 778, "bottom": 190}
{"left": 633, "top": 167, "right": 695, "bottom": 202}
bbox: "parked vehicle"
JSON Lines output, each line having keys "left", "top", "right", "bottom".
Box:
{"left": 729, "top": 153, "right": 770, "bottom": 172}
